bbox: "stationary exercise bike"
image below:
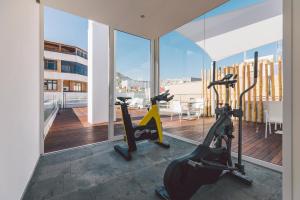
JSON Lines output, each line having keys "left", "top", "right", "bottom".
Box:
{"left": 156, "top": 52, "right": 258, "bottom": 200}
{"left": 114, "top": 90, "right": 174, "bottom": 161}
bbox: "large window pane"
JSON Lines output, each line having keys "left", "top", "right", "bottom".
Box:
{"left": 61, "top": 60, "right": 88, "bottom": 76}
{"left": 170, "top": 0, "right": 283, "bottom": 165}
{"left": 202, "top": 0, "right": 282, "bottom": 166}
{"left": 113, "top": 31, "right": 151, "bottom": 137}
{"left": 159, "top": 30, "right": 207, "bottom": 142}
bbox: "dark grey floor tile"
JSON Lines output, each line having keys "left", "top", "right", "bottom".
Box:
{"left": 23, "top": 136, "right": 282, "bottom": 200}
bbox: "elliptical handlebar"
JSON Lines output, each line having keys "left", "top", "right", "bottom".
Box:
{"left": 212, "top": 61, "right": 219, "bottom": 109}
{"left": 254, "top": 51, "right": 258, "bottom": 79}
{"left": 236, "top": 51, "right": 258, "bottom": 173}
{"left": 239, "top": 51, "right": 258, "bottom": 109}
{"left": 207, "top": 79, "right": 237, "bottom": 89}
{"left": 208, "top": 62, "right": 238, "bottom": 90}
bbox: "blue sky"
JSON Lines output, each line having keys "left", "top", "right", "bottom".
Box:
{"left": 115, "top": 31, "right": 151, "bottom": 81}
{"left": 44, "top": 0, "right": 281, "bottom": 80}
{"left": 44, "top": 7, "right": 88, "bottom": 50}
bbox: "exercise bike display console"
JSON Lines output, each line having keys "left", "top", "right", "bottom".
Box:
{"left": 156, "top": 52, "right": 259, "bottom": 200}
{"left": 114, "top": 90, "right": 174, "bottom": 161}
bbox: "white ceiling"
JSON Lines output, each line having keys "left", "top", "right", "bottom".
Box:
{"left": 44, "top": 0, "right": 228, "bottom": 39}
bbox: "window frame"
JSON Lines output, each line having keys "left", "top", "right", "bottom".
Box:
{"left": 44, "top": 80, "right": 58, "bottom": 91}
{"left": 44, "top": 59, "right": 57, "bottom": 71}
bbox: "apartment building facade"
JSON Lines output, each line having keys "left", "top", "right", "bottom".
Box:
{"left": 43, "top": 40, "right": 88, "bottom": 108}
{"left": 44, "top": 40, "right": 88, "bottom": 93}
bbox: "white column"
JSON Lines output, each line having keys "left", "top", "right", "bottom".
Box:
{"left": 283, "top": 0, "right": 300, "bottom": 199}
{"left": 150, "top": 38, "right": 160, "bottom": 97}
{"left": 88, "top": 20, "right": 109, "bottom": 124}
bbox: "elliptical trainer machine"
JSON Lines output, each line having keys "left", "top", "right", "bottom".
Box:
{"left": 156, "top": 52, "right": 258, "bottom": 200}
{"left": 114, "top": 90, "right": 173, "bottom": 161}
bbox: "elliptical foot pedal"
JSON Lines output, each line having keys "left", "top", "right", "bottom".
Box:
{"left": 155, "top": 141, "right": 170, "bottom": 148}
{"left": 114, "top": 145, "right": 131, "bottom": 161}
{"left": 229, "top": 170, "right": 253, "bottom": 185}
{"left": 155, "top": 186, "right": 170, "bottom": 200}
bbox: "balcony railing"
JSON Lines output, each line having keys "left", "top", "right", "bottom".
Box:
{"left": 62, "top": 92, "right": 87, "bottom": 108}
{"left": 44, "top": 94, "right": 59, "bottom": 122}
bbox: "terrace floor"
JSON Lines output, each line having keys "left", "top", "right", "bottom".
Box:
{"left": 25, "top": 137, "right": 282, "bottom": 200}
{"left": 44, "top": 107, "right": 282, "bottom": 165}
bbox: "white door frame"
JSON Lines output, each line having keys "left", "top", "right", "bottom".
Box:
{"left": 39, "top": 0, "right": 45, "bottom": 155}
{"left": 108, "top": 27, "right": 116, "bottom": 140}
{"left": 282, "top": 0, "right": 293, "bottom": 199}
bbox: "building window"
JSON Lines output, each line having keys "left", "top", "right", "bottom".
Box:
{"left": 44, "top": 59, "right": 57, "bottom": 70}
{"left": 61, "top": 61, "right": 72, "bottom": 73}
{"left": 73, "top": 82, "right": 82, "bottom": 92}
{"left": 61, "top": 60, "right": 88, "bottom": 76}
{"left": 76, "top": 49, "right": 88, "bottom": 59}
{"left": 44, "top": 80, "right": 58, "bottom": 91}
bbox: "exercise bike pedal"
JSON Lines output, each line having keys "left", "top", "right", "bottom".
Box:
{"left": 155, "top": 141, "right": 170, "bottom": 148}
{"left": 114, "top": 145, "right": 132, "bottom": 161}
{"left": 155, "top": 186, "right": 170, "bottom": 200}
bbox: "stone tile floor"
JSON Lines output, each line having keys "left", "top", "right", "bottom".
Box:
{"left": 23, "top": 137, "right": 282, "bottom": 200}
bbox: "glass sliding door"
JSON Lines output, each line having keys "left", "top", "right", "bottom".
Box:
{"left": 113, "top": 31, "right": 151, "bottom": 137}
{"left": 173, "top": 0, "right": 283, "bottom": 166}
{"left": 157, "top": 0, "right": 283, "bottom": 166}
{"left": 159, "top": 31, "right": 206, "bottom": 142}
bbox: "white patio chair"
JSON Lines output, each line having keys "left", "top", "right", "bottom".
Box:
{"left": 159, "top": 100, "right": 183, "bottom": 122}
{"left": 170, "top": 100, "right": 183, "bottom": 122}
{"left": 129, "top": 98, "right": 144, "bottom": 109}
{"left": 265, "top": 101, "right": 283, "bottom": 138}
{"left": 190, "top": 98, "right": 204, "bottom": 119}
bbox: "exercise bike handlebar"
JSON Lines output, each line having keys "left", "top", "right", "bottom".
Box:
{"left": 151, "top": 90, "right": 174, "bottom": 103}
{"left": 116, "top": 91, "right": 174, "bottom": 106}
{"left": 115, "top": 97, "right": 132, "bottom": 105}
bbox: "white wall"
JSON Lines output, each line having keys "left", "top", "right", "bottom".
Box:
{"left": 166, "top": 81, "right": 203, "bottom": 102}
{"left": 166, "top": 81, "right": 202, "bottom": 95}
{"left": 0, "top": 1, "right": 41, "bottom": 200}
{"left": 88, "top": 21, "right": 110, "bottom": 124}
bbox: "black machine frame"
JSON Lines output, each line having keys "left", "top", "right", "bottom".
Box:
{"left": 156, "top": 52, "right": 259, "bottom": 200}
{"left": 114, "top": 91, "right": 173, "bottom": 161}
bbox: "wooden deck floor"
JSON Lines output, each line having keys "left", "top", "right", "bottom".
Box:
{"left": 44, "top": 107, "right": 282, "bottom": 166}
{"left": 44, "top": 108, "right": 108, "bottom": 153}
{"left": 162, "top": 116, "right": 282, "bottom": 166}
